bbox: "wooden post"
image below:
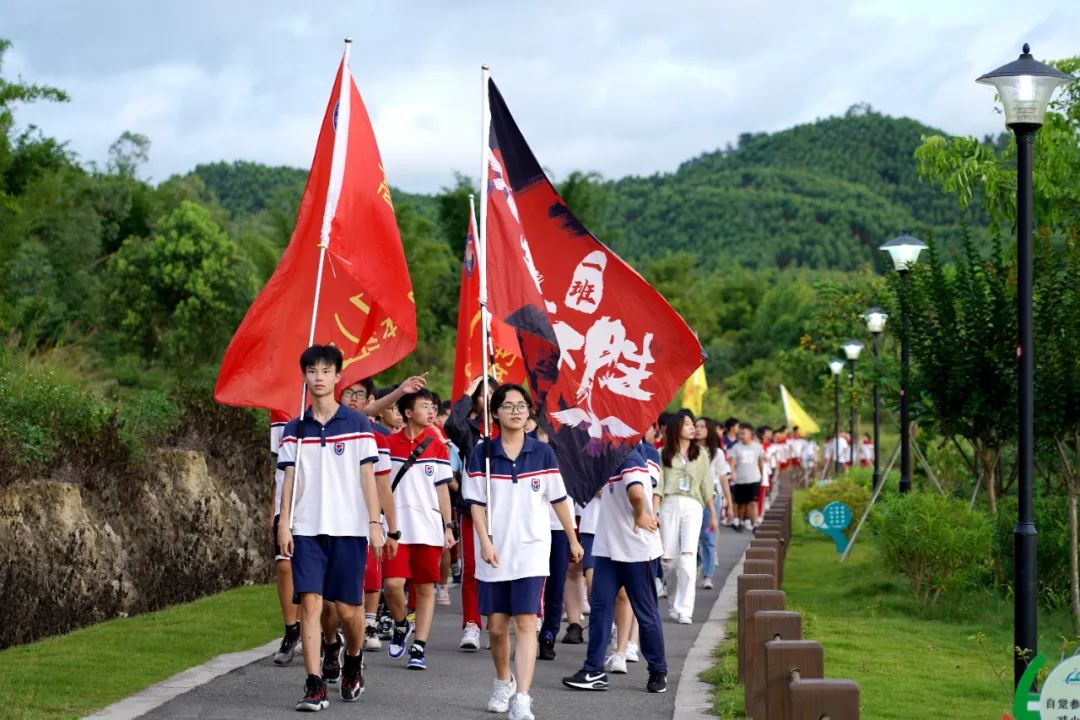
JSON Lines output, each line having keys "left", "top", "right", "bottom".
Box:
{"left": 789, "top": 679, "right": 861, "bottom": 719}
{"left": 743, "top": 590, "right": 786, "bottom": 710}
{"left": 763, "top": 640, "right": 824, "bottom": 719}
{"left": 736, "top": 574, "right": 775, "bottom": 682}
{"left": 747, "top": 611, "right": 803, "bottom": 717}
{"left": 743, "top": 559, "right": 777, "bottom": 589}
{"left": 746, "top": 547, "right": 781, "bottom": 588}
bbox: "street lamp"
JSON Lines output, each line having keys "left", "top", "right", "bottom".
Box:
{"left": 881, "top": 233, "right": 927, "bottom": 496}
{"left": 978, "top": 42, "right": 1071, "bottom": 690}
{"left": 841, "top": 340, "right": 864, "bottom": 468}
{"left": 863, "top": 308, "right": 888, "bottom": 491}
{"left": 828, "top": 358, "right": 845, "bottom": 479}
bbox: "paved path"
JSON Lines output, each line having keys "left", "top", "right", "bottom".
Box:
{"left": 133, "top": 532, "right": 749, "bottom": 720}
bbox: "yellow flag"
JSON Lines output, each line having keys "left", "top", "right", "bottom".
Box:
{"left": 681, "top": 364, "right": 707, "bottom": 416}
{"left": 780, "top": 384, "right": 820, "bottom": 434}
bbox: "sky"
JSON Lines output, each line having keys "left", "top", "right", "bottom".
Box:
{"left": 5, "top": 0, "right": 1080, "bottom": 194}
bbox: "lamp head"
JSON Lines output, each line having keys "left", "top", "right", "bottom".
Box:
{"left": 828, "top": 359, "right": 846, "bottom": 376}
{"left": 880, "top": 234, "right": 928, "bottom": 272}
{"left": 863, "top": 307, "right": 889, "bottom": 334}
{"left": 977, "top": 43, "right": 1072, "bottom": 127}
{"left": 842, "top": 339, "right": 865, "bottom": 361}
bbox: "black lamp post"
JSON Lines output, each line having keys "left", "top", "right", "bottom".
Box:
{"left": 841, "top": 340, "right": 864, "bottom": 469}
{"left": 863, "top": 308, "right": 888, "bottom": 491}
{"left": 978, "top": 42, "right": 1071, "bottom": 690}
{"left": 828, "top": 358, "right": 845, "bottom": 478}
{"left": 880, "top": 234, "right": 927, "bottom": 495}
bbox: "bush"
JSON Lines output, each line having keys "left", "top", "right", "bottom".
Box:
{"left": 799, "top": 479, "right": 871, "bottom": 536}
{"left": 869, "top": 491, "right": 993, "bottom": 605}
{"left": 992, "top": 494, "right": 1070, "bottom": 609}
{"left": 117, "top": 389, "right": 180, "bottom": 460}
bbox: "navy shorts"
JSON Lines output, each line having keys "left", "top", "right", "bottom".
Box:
{"left": 478, "top": 576, "right": 545, "bottom": 617}
{"left": 292, "top": 535, "right": 368, "bottom": 606}
{"left": 580, "top": 533, "right": 596, "bottom": 571}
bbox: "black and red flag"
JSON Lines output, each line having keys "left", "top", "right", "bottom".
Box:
{"left": 483, "top": 78, "right": 704, "bottom": 503}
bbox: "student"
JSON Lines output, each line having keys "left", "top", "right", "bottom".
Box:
{"left": 340, "top": 380, "right": 399, "bottom": 653}
{"left": 562, "top": 495, "right": 599, "bottom": 645}
{"left": 276, "top": 345, "right": 385, "bottom": 711}
{"left": 539, "top": 460, "right": 575, "bottom": 661}
{"left": 563, "top": 448, "right": 668, "bottom": 694}
{"left": 444, "top": 375, "right": 497, "bottom": 650}
{"left": 464, "top": 384, "right": 583, "bottom": 720}
{"left": 721, "top": 417, "right": 740, "bottom": 451}
{"left": 758, "top": 426, "right": 775, "bottom": 520}
{"left": 654, "top": 411, "right": 715, "bottom": 624}
{"left": 729, "top": 423, "right": 767, "bottom": 531}
{"left": 373, "top": 386, "right": 405, "bottom": 433}
{"left": 270, "top": 410, "right": 300, "bottom": 665}
{"left": 695, "top": 416, "right": 733, "bottom": 589}
{"left": 860, "top": 433, "right": 874, "bottom": 468}
{"left": 382, "top": 388, "right": 455, "bottom": 670}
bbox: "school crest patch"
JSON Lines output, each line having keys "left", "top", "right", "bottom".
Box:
{"left": 334, "top": 442, "right": 345, "bottom": 456}
{"left": 531, "top": 476, "right": 541, "bottom": 492}
{"left": 424, "top": 464, "right": 435, "bottom": 477}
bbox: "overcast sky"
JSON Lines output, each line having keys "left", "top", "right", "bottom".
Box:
{"left": 5, "top": 0, "right": 1080, "bottom": 194}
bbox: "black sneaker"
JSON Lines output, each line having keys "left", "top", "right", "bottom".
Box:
{"left": 274, "top": 627, "right": 301, "bottom": 665}
{"left": 340, "top": 654, "right": 365, "bottom": 702}
{"left": 296, "top": 674, "right": 329, "bottom": 711}
{"left": 321, "top": 631, "right": 344, "bottom": 683}
{"left": 647, "top": 671, "right": 668, "bottom": 693}
{"left": 377, "top": 612, "right": 394, "bottom": 640}
{"left": 562, "top": 668, "right": 609, "bottom": 691}
{"left": 561, "top": 623, "right": 584, "bottom": 644}
{"left": 538, "top": 635, "right": 557, "bottom": 660}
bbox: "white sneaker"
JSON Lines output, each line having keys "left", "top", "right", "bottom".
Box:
{"left": 655, "top": 577, "right": 667, "bottom": 598}
{"left": 702, "top": 577, "right": 714, "bottom": 590}
{"left": 487, "top": 675, "right": 517, "bottom": 713}
{"left": 535, "top": 617, "right": 543, "bottom": 633}
{"left": 460, "top": 622, "right": 481, "bottom": 651}
{"left": 363, "top": 624, "right": 382, "bottom": 650}
{"left": 605, "top": 652, "right": 628, "bottom": 674}
{"left": 625, "top": 641, "right": 640, "bottom": 663}
{"left": 508, "top": 693, "right": 535, "bottom": 720}
{"left": 436, "top": 585, "right": 451, "bottom": 606}
{"left": 678, "top": 614, "right": 692, "bottom": 625}
{"left": 669, "top": 606, "right": 680, "bottom": 622}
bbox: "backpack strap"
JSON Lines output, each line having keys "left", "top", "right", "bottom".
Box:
{"left": 391, "top": 436, "right": 435, "bottom": 492}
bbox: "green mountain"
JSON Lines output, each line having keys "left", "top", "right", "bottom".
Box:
{"left": 604, "top": 104, "right": 988, "bottom": 271}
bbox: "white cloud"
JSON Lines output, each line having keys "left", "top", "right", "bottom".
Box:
{"left": 5, "top": 0, "right": 1080, "bottom": 192}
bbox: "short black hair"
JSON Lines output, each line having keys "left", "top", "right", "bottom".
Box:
{"left": 346, "top": 377, "right": 375, "bottom": 397}
{"left": 438, "top": 400, "right": 452, "bottom": 415}
{"left": 724, "top": 417, "right": 740, "bottom": 431}
{"left": 299, "top": 344, "right": 343, "bottom": 373}
{"left": 375, "top": 385, "right": 398, "bottom": 400}
{"left": 738, "top": 422, "right": 754, "bottom": 432}
{"left": 397, "top": 388, "right": 434, "bottom": 419}
{"left": 489, "top": 383, "right": 532, "bottom": 416}
{"left": 430, "top": 391, "right": 442, "bottom": 408}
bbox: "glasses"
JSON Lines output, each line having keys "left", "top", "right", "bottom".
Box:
{"left": 498, "top": 402, "right": 530, "bottom": 415}
{"left": 342, "top": 389, "right": 367, "bottom": 401}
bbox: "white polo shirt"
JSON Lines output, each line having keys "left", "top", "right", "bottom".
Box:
{"left": 592, "top": 451, "right": 663, "bottom": 563}
{"left": 578, "top": 497, "right": 601, "bottom": 535}
{"left": 270, "top": 411, "right": 289, "bottom": 517}
{"left": 463, "top": 435, "right": 569, "bottom": 582}
{"left": 386, "top": 426, "right": 452, "bottom": 547}
{"left": 276, "top": 404, "right": 379, "bottom": 537}
{"left": 640, "top": 442, "right": 661, "bottom": 492}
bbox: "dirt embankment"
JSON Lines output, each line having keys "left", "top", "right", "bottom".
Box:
{"left": 0, "top": 436, "right": 274, "bottom": 649}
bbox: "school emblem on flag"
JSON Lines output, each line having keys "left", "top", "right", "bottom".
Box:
{"left": 531, "top": 476, "right": 541, "bottom": 492}
{"left": 334, "top": 441, "right": 345, "bottom": 456}
{"left": 424, "top": 464, "right": 435, "bottom": 477}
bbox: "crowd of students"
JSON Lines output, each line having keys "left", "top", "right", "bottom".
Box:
{"left": 267, "top": 344, "right": 810, "bottom": 718}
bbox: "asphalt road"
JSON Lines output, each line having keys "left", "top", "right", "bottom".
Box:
{"left": 140, "top": 531, "right": 749, "bottom": 720}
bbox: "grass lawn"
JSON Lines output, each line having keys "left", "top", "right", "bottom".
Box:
{"left": 704, "top": 491, "right": 1077, "bottom": 718}
{"left": 0, "top": 584, "right": 280, "bottom": 720}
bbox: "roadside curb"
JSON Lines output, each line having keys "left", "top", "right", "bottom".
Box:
{"left": 83, "top": 639, "right": 278, "bottom": 720}
{"left": 672, "top": 554, "right": 745, "bottom": 720}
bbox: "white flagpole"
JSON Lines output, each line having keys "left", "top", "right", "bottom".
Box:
{"left": 292, "top": 37, "right": 354, "bottom": 529}
{"left": 478, "top": 64, "right": 494, "bottom": 541}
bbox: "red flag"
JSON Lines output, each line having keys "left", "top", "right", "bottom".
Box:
{"left": 451, "top": 209, "right": 526, "bottom": 400}
{"left": 214, "top": 46, "right": 416, "bottom": 418}
{"left": 483, "top": 78, "right": 704, "bottom": 502}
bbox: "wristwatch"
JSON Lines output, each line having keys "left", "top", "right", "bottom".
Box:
{"left": 387, "top": 530, "right": 401, "bottom": 540}
{"left": 444, "top": 522, "right": 455, "bottom": 530}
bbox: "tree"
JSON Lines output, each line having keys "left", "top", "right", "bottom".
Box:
{"left": 107, "top": 131, "right": 150, "bottom": 179}
{"left": 104, "top": 201, "right": 256, "bottom": 365}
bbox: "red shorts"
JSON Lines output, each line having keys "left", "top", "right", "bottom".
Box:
{"left": 364, "top": 546, "right": 382, "bottom": 593}
{"left": 382, "top": 543, "right": 442, "bottom": 584}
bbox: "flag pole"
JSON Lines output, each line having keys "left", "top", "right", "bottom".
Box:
{"left": 292, "top": 36, "right": 354, "bottom": 529}
{"left": 478, "top": 64, "right": 494, "bottom": 541}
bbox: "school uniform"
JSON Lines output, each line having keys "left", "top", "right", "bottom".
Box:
{"left": 583, "top": 450, "right": 667, "bottom": 675}
{"left": 382, "top": 426, "right": 453, "bottom": 585}
{"left": 860, "top": 439, "right": 874, "bottom": 468}
{"left": 270, "top": 411, "right": 290, "bottom": 562}
{"left": 364, "top": 432, "right": 392, "bottom": 594}
{"left": 276, "top": 404, "right": 379, "bottom": 606}
{"left": 577, "top": 498, "right": 600, "bottom": 571}
{"left": 463, "top": 436, "right": 569, "bottom": 616}
{"left": 541, "top": 483, "right": 574, "bottom": 642}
